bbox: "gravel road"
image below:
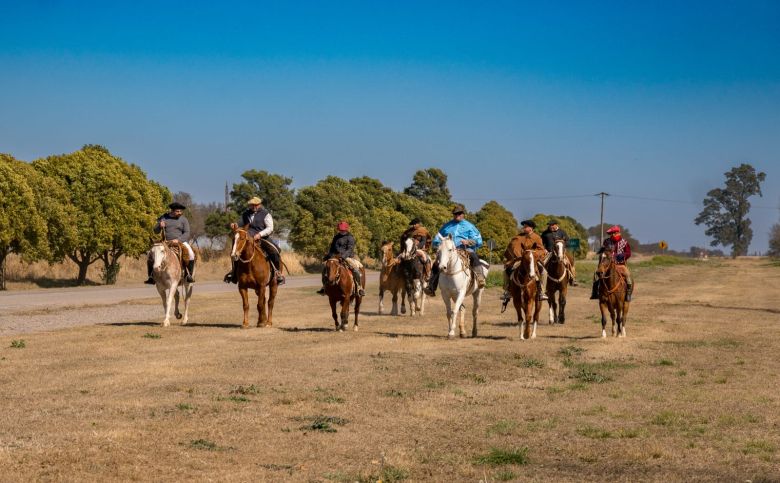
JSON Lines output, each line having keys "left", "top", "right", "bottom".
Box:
{"left": 0, "top": 273, "right": 378, "bottom": 336}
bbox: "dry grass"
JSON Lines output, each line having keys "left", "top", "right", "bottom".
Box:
{"left": 0, "top": 259, "right": 779, "bottom": 481}
{"left": 3, "top": 251, "right": 307, "bottom": 289}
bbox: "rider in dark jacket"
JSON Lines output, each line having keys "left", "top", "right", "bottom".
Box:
{"left": 317, "top": 221, "right": 365, "bottom": 297}
{"left": 591, "top": 225, "right": 634, "bottom": 301}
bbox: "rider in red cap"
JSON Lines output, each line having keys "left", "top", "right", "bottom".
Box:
{"left": 591, "top": 225, "right": 634, "bottom": 301}
{"left": 317, "top": 221, "right": 366, "bottom": 297}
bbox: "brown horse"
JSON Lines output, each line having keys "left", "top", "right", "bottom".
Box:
{"left": 323, "top": 257, "right": 363, "bottom": 331}
{"left": 509, "top": 250, "right": 542, "bottom": 340}
{"left": 378, "top": 241, "right": 406, "bottom": 316}
{"left": 595, "top": 251, "right": 630, "bottom": 338}
{"left": 545, "top": 240, "right": 569, "bottom": 324}
{"left": 231, "top": 228, "right": 278, "bottom": 328}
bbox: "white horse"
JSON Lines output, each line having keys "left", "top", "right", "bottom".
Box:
{"left": 436, "top": 236, "right": 488, "bottom": 338}
{"left": 399, "top": 237, "right": 427, "bottom": 316}
{"left": 149, "top": 242, "right": 193, "bottom": 327}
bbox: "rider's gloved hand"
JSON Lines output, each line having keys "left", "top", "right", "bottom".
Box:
{"left": 461, "top": 239, "right": 476, "bottom": 247}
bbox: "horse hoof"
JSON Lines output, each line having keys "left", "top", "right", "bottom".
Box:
{"left": 447, "top": 334, "right": 455, "bottom": 340}
{"left": 353, "top": 326, "right": 359, "bottom": 332}
{"left": 162, "top": 321, "right": 170, "bottom": 328}
{"left": 241, "top": 324, "right": 250, "bottom": 330}
{"left": 459, "top": 333, "right": 466, "bottom": 338}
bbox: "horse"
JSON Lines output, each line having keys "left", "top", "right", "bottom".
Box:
{"left": 595, "top": 251, "right": 630, "bottom": 338}
{"left": 545, "top": 239, "right": 569, "bottom": 324}
{"left": 323, "top": 257, "right": 363, "bottom": 331}
{"left": 399, "top": 237, "right": 427, "bottom": 316}
{"left": 378, "top": 241, "right": 406, "bottom": 316}
{"left": 149, "top": 242, "right": 192, "bottom": 327}
{"left": 436, "top": 236, "right": 487, "bottom": 338}
{"left": 509, "top": 249, "right": 542, "bottom": 340}
{"left": 231, "top": 227, "right": 278, "bottom": 329}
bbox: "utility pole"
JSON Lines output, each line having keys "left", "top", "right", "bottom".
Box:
{"left": 224, "top": 182, "right": 230, "bottom": 212}
{"left": 595, "top": 192, "right": 609, "bottom": 249}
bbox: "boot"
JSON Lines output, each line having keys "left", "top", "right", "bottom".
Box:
{"left": 590, "top": 280, "right": 599, "bottom": 300}
{"left": 316, "top": 287, "right": 326, "bottom": 295}
{"left": 425, "top": 269, "right": 439, "bottom": 296}
{"left": 144, "top": 258, "right": 155, "bottom": 284}
{"left": 475, "top": 271, "right": 486, "bottom": 289}
{"left": 185, "top": 260, "right": 196, "bottom": 283}
{"left": 569, "top": 268, "right": 579, "bottom": 286}
{"left": 352, "top": 269, "right": 365, "bottom": 297}
{"left": 224, "top": 260, "right": 237, "bottom": 284}
{"left": 537, "top": 268, "right": 549, "bottom": 301}
{"left": 625, "top": 276, "right": 634, "bottom": 302}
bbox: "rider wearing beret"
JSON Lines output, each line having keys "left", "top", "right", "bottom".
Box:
{"left": 591, "top": 225, "right": 634, "bottom": 301}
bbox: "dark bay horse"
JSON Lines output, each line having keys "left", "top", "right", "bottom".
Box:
{"left": 231, "top": 228, "right": 278, "bottom": 328}
{"left": 324, "top": 257, "right": 363, "bottom": 331}
{"left": 378, "top": 241, "right": 406, "bottom": 316}
{"left": 509, "top": 250, "right": 542, "bottom": 340}
{"left": 545, "top": 240, "right": 569, "bottom": 324}
{"left": 399, "top": 238, "right": 427, "bottom": 316}
{"left": 595, "top": 251, "right": 630, "bottom": 337}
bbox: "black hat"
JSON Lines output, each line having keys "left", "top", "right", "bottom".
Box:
{"left": 168, "top": 202, "right": 186, "bottom": 210}
{"left": 451, "top": 204, "right": 465, "bottom": 215}
{"left": 409, "top": 218, "right": 421, "bottom": 226}
{"left": 547, "top": 219, "right": 559, "bottom": 226}
{"left": 520, "top": 220, "right": 536, "bottom": 229}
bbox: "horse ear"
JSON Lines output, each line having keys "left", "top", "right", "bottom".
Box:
{"left": 447, "top": 234, "right": 453, "bottom": 240}
{"left": 148, "top": 236, "right": 156, "bottom": 245}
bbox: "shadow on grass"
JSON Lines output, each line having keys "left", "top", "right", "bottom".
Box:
{"left": 16, "top": 277, "right": 103, "bottom": 288}
{"left": 670, "top": 301, "right": 780, "bottom": 315}
{"left": 376, "top": 331, "right": 509, "bottom": 341}
{"left": 278, "top": 327, "right": 335, "bottom": 333}
{"left": 104, "top": 321, "right": 242, "bottom": 329}
{"left": 543, "top": 334, "right": 602, "bottom": 340}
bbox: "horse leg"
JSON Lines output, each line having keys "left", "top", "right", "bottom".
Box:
{"left": 180, "top": 283, "right": 192, "bottom": 325}
{"left": 157, "top": 285, "right": 169, "bottom": 327}
{"left": 240, "top": 287, "right": 250, "bottom": 329}
{"left": 559, "top": 289, "right": 566, "bottom": 324}
{"left": 174, "top": 287, "right": 182, "bottom": 320}
{"left": 400, "top": 288, "right": 407, "bottom": 315}
{"left": 548, "top": 292, "right": 556, "bottom": 325}
{"left": 453, "top": 292, "right": 468, "bottom": 338}
{"left": 353, "top": 293, "right": 361, "bottom": 331}
{"left": 340, "top": 297, "right": 350, "bottom": 331}
{"left": 266, "top": 280, "right": 277, "bottom": 327}
{"left": 442, "top": 295, "right": 457, "bottom": 339}
{"left": 420, "top": 287, "right": 426, "bottom": 316}
{"left": 390, "top": 290, "right": 398, "bottom": 316}
{"left": 532, "top": 298, "right": 542, "bottom": 339}
{"left": 256, "top": 284, "right": 268, "bottom": 327}
{"left": 378, "top": 286, "right": 385, "bottom": 315}
{"left": 471, "top": 288, "right": 483, "bottom": 338}
{"left": 620, "top": 301, "right": 629, "bottom": 337}
{"left": 599, "top": 301, "right": 609, "bottom": 338}
{"left": 610, "top": 304, "right": 617, "bottom": 337}
{"left": 513, "top": 294, "right": 526, "bottom": 340}
{"left": 329, "top": 297, "right": 339, "bottom": 330}
{"left": 163, "top": 284, "right": 177, "bottom": 327}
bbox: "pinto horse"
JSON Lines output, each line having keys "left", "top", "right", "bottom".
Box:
{"left": 150, "top": 242, "right": 192, "bottom": 327}
{"left": 595, "top": 251, "right": 630, "bottom": 338}
{"left": 231, "top": 228, "right": 278, "bottom": 328}
{"left": 436, "top": 236, "right": 486, "bottom": 338}
{"left": 545, "top": 240, "right": 569, "bottom": 324}
{"left": 399, "top": 238, "right": 427, "bottom": 316}
{"left": 323, "top": 257, "right": 363, "bottom": 331}
{"left": 509, "top": 250, "right": 542, "bottom": 340}
{"left": 378, "top": 241, "right": 406, "bottom": 316}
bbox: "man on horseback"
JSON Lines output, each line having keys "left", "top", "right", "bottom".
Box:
{"left": 399, "top": 217, "right": 432, "bottom": 278}
{"left": 317, "top": 221, "right": 366, "bottom": 297}
{"left": 224, "top": 197, "right": 285, "bottom": 285}
{"left": 501, "top": 220, "right": 549, "bottom": 305}
{"left": 145, "top": 202, "right": 196, "bottom": 284}
{"left": 425, "top": 205, "right": 484, "bottom": 296}
{"left": 591, "top": 225, "right": 634, "bottom": 301}
{"left": 541, "top": 220, "right": 578, "bottom": 286}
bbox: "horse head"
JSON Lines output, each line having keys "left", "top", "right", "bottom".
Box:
{"left": 400, "top": 238, "right": 416, "bottom": 261}
{"left": 596, "top": 251, "right": 615, "bottom": 279}
{"left": 380, "top": 241, "right": 394, "bottom": 268}
{"left": 324, "top": 258, "right": 342, "bottom": 286}
{"left": 231, "top": 228, "right": 254, "bottom": 262}
{"left": 150, "top": 243, "right": 168, "bottom": 271}
{"left": 436, "top": 235, "right": 459, "bottom": 273}
{"left": 523, "top": 249, "right": 536, "bottom": 279}
{"left": 554, "top": 239, "right": 565, "bottom": 260}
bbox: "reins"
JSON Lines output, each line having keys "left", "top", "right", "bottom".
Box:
{"left": 597, "top": 258, "right": 625, "bottom": 294}
{"left": 234, "top": 230, "right": 256, "bottom": 264}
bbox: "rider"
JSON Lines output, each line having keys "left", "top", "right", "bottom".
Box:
{"left": 224, "top": 196, "right": 285, "bottom": 285}
{"left": 145, "top": 201, "right": 195, "bottom": 284}
{"left": 591, "top": 225, "right": 634, "bottom": 301}
{"left": 541, "top": 220, "right": 578, "bottom": 286}
{"left": 399, "top": 217, "right": 433, "bottom": 277}
{"left": 501, "top": 220, "right": 549, "bottom": 304}
{"left": 425, "top": 205, "right": 484, "bottom": 296}
{"left": 317, "top": 221, "right": 366, "bottom": 297}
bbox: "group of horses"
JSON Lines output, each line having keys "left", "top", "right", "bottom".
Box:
{"left": 148, "top": 230, "right": 631, "bottom": 339}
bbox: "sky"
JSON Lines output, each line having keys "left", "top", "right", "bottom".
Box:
{"left": 1, "top": 0, "right": 779, "bottom": 252}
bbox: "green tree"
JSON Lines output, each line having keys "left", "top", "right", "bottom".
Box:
{"left": 474, "top": 201, "right": 518, "bottom": 261}
{"left": 204, "top": 210, "right": 235, "bottom": 248}
{"left": 533, "top": 214, "right": 589, "bottom": 259}
{"left": 695, "top": 163, "right": 766, "bottom": 257}
{"left": 587, "top": 223, "right": 640, "bottom": 252}
{"left": 769, "top": 223, "right": 780, "bottom": 258}
{"left": 403, "top": 168, "right": 452, "bottom": 206}
{"left": 230, "top": 170, "right": 297, "bottom": 233}
{"left": 0, "top": 155, "right": 47, "bottom": 290}
{"left": 33, "top": 145, "right": 169, "bottom": 285}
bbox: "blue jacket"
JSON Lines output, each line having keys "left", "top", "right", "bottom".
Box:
{"left": 432, "top": 219, "right": 483, "bottom": 252}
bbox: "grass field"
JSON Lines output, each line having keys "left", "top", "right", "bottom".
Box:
{"left": 1, "top": 258, "right": 779, "bottom": 481}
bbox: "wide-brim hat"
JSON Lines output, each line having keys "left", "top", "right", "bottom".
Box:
{"left": 451, "top": 204, "right": 465, "bottom": 215}
{"left": 168, "top": 202, "right": 186, "bottom": 210}
{"left": 247, "top": 196, "right": 263, "bottom": 205}
{"left": 520, "top": 220, "right": 536, "bottom": 229}
{"left": 409, "top": 218, "right": 421, "bottom": 226}
{"left": 547, "top": 219, "right": 559, "bottom": 226}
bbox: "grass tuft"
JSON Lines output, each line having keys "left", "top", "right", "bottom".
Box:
{"left": 189, "top": 439, "right": 218, "bottom": 451}
{"left": 570, "top": 367, "right": 612, "bottom": 384}
{"left": 514, "top": 355, "right": 545, "bottom": 368}
{"left": 656, "top": 359, "right": 674, "bottom": 366}
{"left": 559, "top": 345, "right": 585, "bottom": 358}
{"left": 296, "top": 415, "right": 349, "bottom": 433}
{"left": 474, "top": 447, "right": 530, "bottom": 466}
{"left": 577, "top": 426, "right": 613, "bottom": 439}
{"left": 231, "top": 384, "right": 260, "bottom": 395}
{"left": 10, "top": 339, "right": 26, "bottom": 348}
{"left": 142, "top": 333, "right": 161, "bottom": 339}
{"left": 487, "top": 420, "right": 517, "bottom": 436}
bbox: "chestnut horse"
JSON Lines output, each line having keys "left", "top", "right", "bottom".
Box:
{"left": 149, "top": 242, "right": 192, "bottom": 327}
{"left": 231, "top": 228, "right": 278, "bottom": 328}
{"left": 595, "top": 251, "right": 630, "bottom": 338}
{"left": 545, "top": 240, "right": 569, "bottom": 324}
{"left": 324, "top": 257, "right": 364, "bottom": 331}
{"left": 509, "top": 250, "right": 542, "bottom": 340}
{"left": 378, "top": 241, "right": 406, "bottom": 316}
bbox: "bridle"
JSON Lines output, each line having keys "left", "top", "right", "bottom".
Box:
{"left": 324, "top": 258, "right": 343, "bottom": 286}
{"left": 233, "top": 229, "right": 256, "bottom": 264}
{"left": 437, "top": 239, "right": 467, "bottom": 277}
{"left": 511, "top": 249, "right": 537, "bottom": 288}
{"left": 596, "top": 253, "right": 625, "bottom": 294}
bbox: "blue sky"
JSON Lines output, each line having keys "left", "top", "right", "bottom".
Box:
{"left": 1, "top": 1, "right": 778, "bottom": 252}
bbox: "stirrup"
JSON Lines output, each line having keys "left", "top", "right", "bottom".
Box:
{"left": 276, "top": 274, "right": 286, "bottom": 285}
{"left": 144, "top": 277, "right": 155, "bottom": 285}
{"left": 316, "top": 288, "right": 326, "bottom": 295}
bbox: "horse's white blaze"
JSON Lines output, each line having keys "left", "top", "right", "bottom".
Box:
{"left": 529, "top": 252, "right": 536, "bottom": 279}
{"left": 556, "top": 240, "right": 564, "bottom": 259}
{"left": 230, "top": 232, "right": 240, "bottom": 258}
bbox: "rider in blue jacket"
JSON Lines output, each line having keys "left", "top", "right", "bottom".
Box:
{"left": 425, "top": 205, "right": 485, "bottom": 296}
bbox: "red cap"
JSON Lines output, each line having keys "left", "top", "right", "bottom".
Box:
{"left": 606, "top": 225, "right": 621, "bottom": 234}
{"left": 337, "top": 221, "right": 350, "bottom": 231}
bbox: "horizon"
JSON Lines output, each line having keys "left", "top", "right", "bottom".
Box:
{"left": 1, "top": 1, "right": 778, "bottom": 252}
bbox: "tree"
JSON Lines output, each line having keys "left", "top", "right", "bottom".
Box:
{"left": 474, "top": 201, "right": 518, "bottom": 261}
{"left": 403, "top": 168, "right": 452, "bottom": 206}
{"left": 230, "top": 170, "right": 297, "bottom": 233}
{"left": 587, "top": 223, "right": 640, "bottom": 251}
{"left": 204, "top": 210, "right": 235, "bottom": 249}
{"left": 532, "top": 214, "right": 589, "bottom": 259}
{"left": 769, "top": 223, "right": 780, "bottom": 258}
{"left": 695, "top": 163, "right": 766, "bottom": 257}
{"left": 0, "top": 155, "right": 47, "bottom": 290}
{"left": 33, "top": 145, "right": 169, "bottom": 285}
